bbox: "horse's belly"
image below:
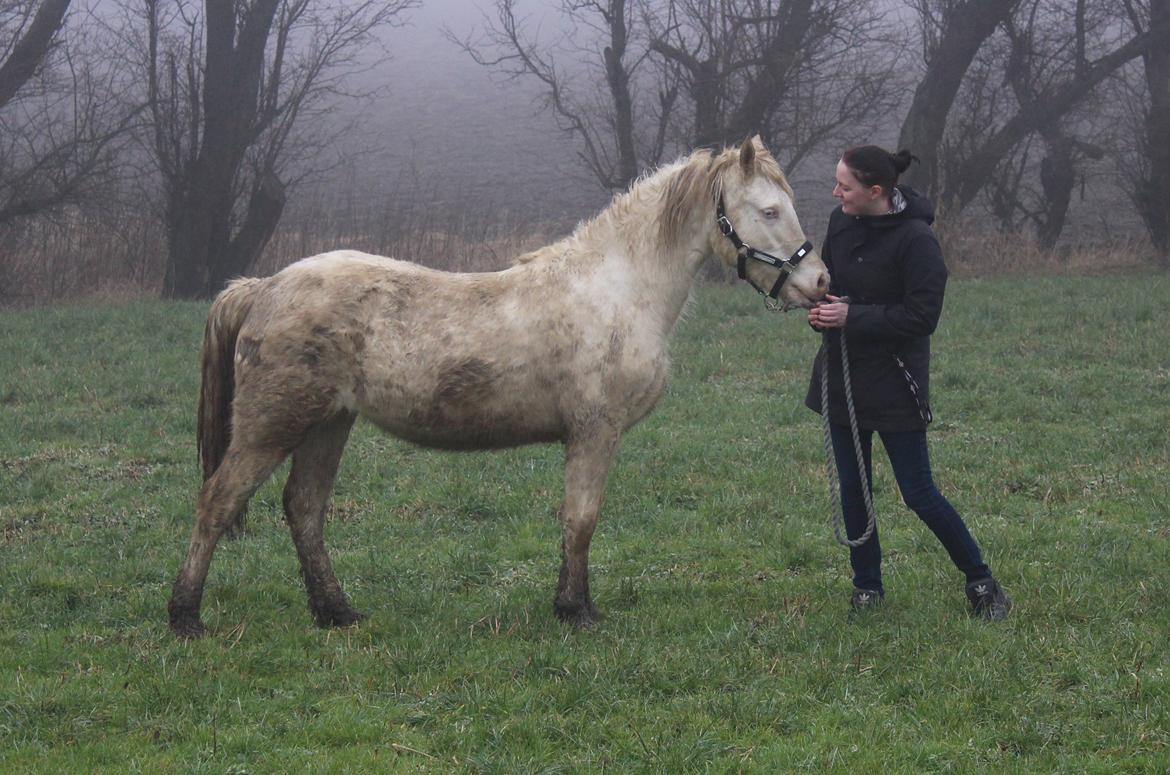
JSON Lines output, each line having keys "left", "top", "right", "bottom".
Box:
{"left": 364, "top": 410, "right": 564, "bottom": 450}
{"left": 353, "top": 335, "right": 669, "bottom": 449}
{"left": 357, "top": 380, "right": 565, "bottom": 451}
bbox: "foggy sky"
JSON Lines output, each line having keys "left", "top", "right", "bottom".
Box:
{"left": 84, "top": 0, "right": 1133, "bottom": 242}
{"left": 343, "top": 0, "right": 885, "bottom": 233}
{"left": 342, "top": 0, "right": 612, "bottom": 227}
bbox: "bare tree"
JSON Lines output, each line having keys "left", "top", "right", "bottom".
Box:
{"left": 0, "top": 0, "right": 69, "bottom": 106}
{"left": 461, "top": 0, "right": 904, "bottom": 189}
{"left": 0, "top": 0, "right": 134, "bottom": 226}
{"left": 944, "top": 3, "right": 1170, "bottom": 215}
{"left": 648, "top": 0, "right": 903, "bottom": 171}
{"left": 645, "top": 0, "right": 722, "bottom": 147}
{"left": 900, "top": 0, "right": 1170, "bottom": 244}
{"left": 645, "top": 0, "right": 898, "bottom": 169}
{"left": 135, "top": 0, "right": 416, "bottom": 299}
{"left": 1121, "top": 0, "right": 1170, "bottom": 261}
{"left": 981, "top": 0, "right": 1107, "bottom": 248}
{"left": 897, "top": 0, "right": 1020, "bottom": 197}
{"left": 452, "top": 0, "right": 676, "bottom": 192}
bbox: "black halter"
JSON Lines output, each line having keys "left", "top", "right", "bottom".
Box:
{"left": 716, "top": 194, "right": 813, "bottom": 301}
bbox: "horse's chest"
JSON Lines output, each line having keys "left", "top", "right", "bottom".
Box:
{"left": 624, "top": 366, "right": 668, "bottom": 428}
{"left": 605, "top": 349, "right": 670, "bottom": 429}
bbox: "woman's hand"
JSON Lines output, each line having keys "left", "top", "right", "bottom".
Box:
{"left": 808, "top": 294, "right": 849, "bottom": 329}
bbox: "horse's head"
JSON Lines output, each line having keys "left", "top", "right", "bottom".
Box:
{"left": 709, "top": 136, "right": 829, "bottom": 310}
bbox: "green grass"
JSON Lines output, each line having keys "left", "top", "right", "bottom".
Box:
{"left": 1, "top": 275, "right": 1168, "bottom": 772}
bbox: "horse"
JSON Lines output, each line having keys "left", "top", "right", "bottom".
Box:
{"left": 167, "top": 136, "right": 829, "bottom": 638}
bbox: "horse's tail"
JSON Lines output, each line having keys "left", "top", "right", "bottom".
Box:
{"left": 197, "top": 277, "right": 265, "bottom": 482}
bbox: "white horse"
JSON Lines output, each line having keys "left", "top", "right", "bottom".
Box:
{"left": 168, "top": 136, "right": 829, "bottom": 637}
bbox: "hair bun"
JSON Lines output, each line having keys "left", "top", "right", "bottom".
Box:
{"left": 891, "top": 150, "right": 917, "bottom": 175}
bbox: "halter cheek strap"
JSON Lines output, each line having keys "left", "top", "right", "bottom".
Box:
{"left": 717, "top": 194, "right": 813, "bottom": 300}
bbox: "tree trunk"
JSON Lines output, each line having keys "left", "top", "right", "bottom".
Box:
{"left": 164, "top": 164, "right": 286, "bottom": 299}
{"left": 948, "top": 21, "right": 1168, "bottom": 215}
{"left": 1035, "top": 134, "right": 1074, "bottom": 251}
{"left": 162, "top": 187, "right": 212, "bottom": 299}
{"left": 0, "top": 0, "right": 72, "bottom": 109}
{"left": 161, "top": 0, "right": 282, "bottom": 299}
{"left": 602, "top": 0, "right": 638, "bottom": 188}
{"left": 690, "top": 59, "right": 720, "bottom": 148}
{"left": 217, "top": 172, "right": 287, "bottom": 283}
{"left": 722, "top": 0, "right": 815, "bottom": 144}
{"left": 649, "top": 39, "right": 721, "bottom": 148}
{"left": 1138, "top": 0, "right": 1170, "bottom": 262}
{"left": 896, "top": 0, "right": 1019, "bottom": 198}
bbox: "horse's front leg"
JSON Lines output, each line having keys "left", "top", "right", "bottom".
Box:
{"left": 554, "top": 425, "right": 620, "bottom": 628}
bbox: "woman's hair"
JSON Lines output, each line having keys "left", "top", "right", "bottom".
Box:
{"left": 841, "top": 146, "right": 917, "bottom": 194}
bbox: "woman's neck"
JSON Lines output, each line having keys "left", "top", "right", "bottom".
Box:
{"left": 859, "top": 195, "right": 892, "bottom": 217}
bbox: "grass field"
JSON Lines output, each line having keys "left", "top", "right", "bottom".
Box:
{"left": 2, "top": 275, "right": 1169, "bottom": 772}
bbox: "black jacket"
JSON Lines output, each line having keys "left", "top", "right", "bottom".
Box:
{"left": 805, "top": 187, "right": 946, "bottom": 431}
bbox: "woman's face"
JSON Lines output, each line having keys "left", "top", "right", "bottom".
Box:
{"left": 833, "top": 160, "right": 886, "bottom": 216}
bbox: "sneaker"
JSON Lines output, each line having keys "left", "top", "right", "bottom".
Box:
{"left": 850, "top": 587, "right": 884, "bottom": 611}
{"left": 966, "top": 577, "right": 1012, "bottom": 621}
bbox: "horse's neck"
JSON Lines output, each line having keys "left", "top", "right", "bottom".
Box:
{"left": 573, "top": 175, "right": 709, "bottom": 336}
{"left": 631, "top": 233, "right": 708, "bottom": 337}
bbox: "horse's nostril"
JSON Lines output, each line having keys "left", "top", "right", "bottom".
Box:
{"left": 817, "top": 272, "right": 829, "bottom": 291}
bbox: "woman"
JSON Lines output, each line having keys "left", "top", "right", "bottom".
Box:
{"left": 806, "top": 145, "right": 1010, "bottom": 620}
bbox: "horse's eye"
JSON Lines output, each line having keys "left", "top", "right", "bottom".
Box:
{"left": 762, "top": 208, "right": 778, "bottom": 219}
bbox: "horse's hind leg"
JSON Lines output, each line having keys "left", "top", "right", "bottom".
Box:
{"left": 554, "top": 426, "right": 620, "bottom": 628}
{"left": 168, "top": 443, "right": 287, "bottom": 638}
{"left": 281, "top": 411, "right": 364, "bottom": 628}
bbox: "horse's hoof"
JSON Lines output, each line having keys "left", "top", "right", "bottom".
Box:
{"left": 554, "top": 601, "right": 603, "bottom": 629}
{"left": 170, "top": 617, "right": 208, "bottom": 640}
{"left": 317, "top": 607, "right": 367, "bottom": 629}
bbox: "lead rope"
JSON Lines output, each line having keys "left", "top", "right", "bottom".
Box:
{"left": 819, "top": 330, "right": 877, "bottom": 547}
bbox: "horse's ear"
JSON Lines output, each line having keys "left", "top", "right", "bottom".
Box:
{"left": 739, "top": 136, "right": 757, "bottom": 176}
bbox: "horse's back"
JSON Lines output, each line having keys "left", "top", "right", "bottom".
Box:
{"left": 229, "top": 247, "right": 667, "bottom": 453}
{"left": 233, "top": 250, "right": 568, "bottom": 449}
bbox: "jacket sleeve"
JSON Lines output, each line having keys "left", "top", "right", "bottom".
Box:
{"left": 843, "top": 230, "right": 946, "bottom": 341}
{"left": 808, "top": 226, "right": 836, "bottom": 332}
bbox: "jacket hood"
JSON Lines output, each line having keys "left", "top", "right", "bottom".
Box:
{"left": 893, "top": 186, "right": 935, "bottom": 225}
{"left": 830, "top": 185, "right": 935, "bottom": 234}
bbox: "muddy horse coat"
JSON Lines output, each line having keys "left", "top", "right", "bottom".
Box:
{"left": 168, "top": 137, "right": 829, "bottom": 638}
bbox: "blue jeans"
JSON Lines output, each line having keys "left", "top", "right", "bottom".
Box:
{"left": 830, "top": 423, "right": 990, "bottom": 591}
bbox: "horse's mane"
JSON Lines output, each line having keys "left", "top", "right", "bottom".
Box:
{"left": 511, "top": 142, "right": 794, "bottom": 266}
{"left": 656, "top": 144, "right": 794, "bottom": 249}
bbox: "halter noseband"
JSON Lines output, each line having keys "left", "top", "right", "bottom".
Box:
{"left": 716, "top": 194, "right": 813, "bottom": 303}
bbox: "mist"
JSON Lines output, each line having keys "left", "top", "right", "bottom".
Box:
{"left": 312, "top": 0, "right": 612, "bottom": 229}
{"left": 1, "top": 0, "right": 1164, "bottom": 303}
